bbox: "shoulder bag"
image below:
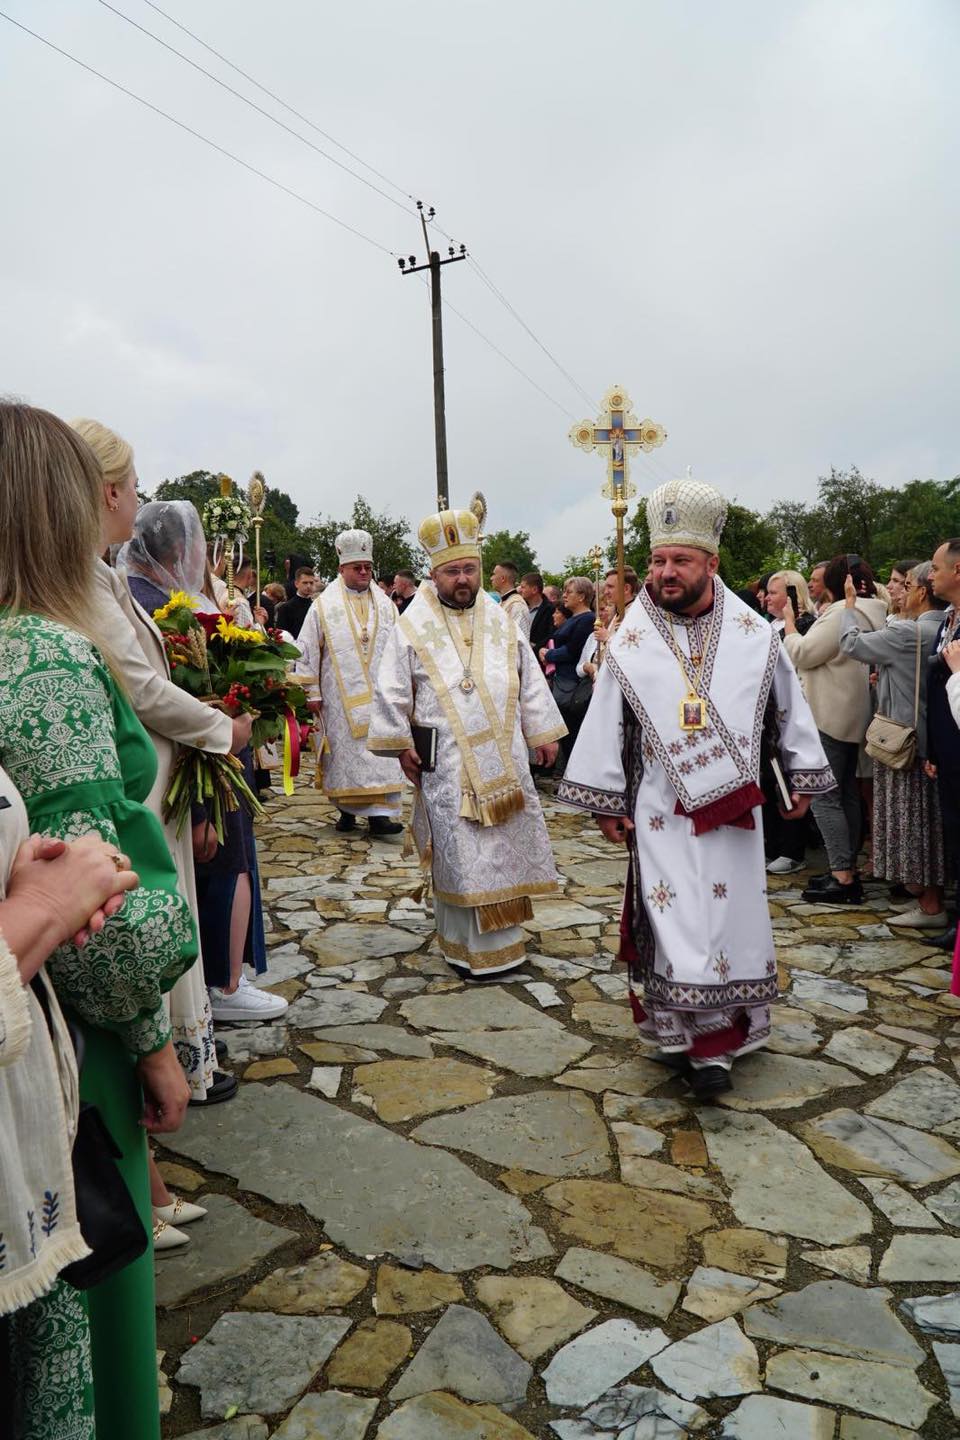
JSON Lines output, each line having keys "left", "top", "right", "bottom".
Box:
{"left": 864, "top": 626, "right": 921, "bottom": 771}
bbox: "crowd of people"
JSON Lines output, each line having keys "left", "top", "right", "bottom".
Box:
{"left": 4, "top": 400, "right": 960, "bottom": 1437}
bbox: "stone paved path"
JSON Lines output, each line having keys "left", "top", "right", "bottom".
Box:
{"left": 157, "top": 781, "right": 960, "bottom": 1438}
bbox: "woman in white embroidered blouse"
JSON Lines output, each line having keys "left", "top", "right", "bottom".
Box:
{"left": 0, "top": 768, "right": 138, "bottom": 1437}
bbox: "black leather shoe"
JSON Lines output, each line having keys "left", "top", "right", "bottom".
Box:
{"left": 801, "top": 876, "right": 864, "bottom": 905}
{"left": 690, "top": 1064, "right": 733, "bottom": 1100}
{"left": 368, "top": 817, "right": 403, "bottom": 837}
{"left": 335, "top": 812, "right": 357, "bottom": 833}
{"left": 928, "top": 925, "right": 958, "bottom": 951}
{"left": 188, "top": 1070, "right": 239, "bottom": 1106}
{"left": 215, "top": 1038, "right": 228, "bottom": 1064}
{"left": 803, "top": 872, "right": 833, "bottom": 891}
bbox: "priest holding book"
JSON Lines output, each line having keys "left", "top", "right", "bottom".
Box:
{"left": 558, "top": 478, "right": 833, "bottom": 1098}
{"left": 368, "top": 507, "right": 566, "bottom": 977}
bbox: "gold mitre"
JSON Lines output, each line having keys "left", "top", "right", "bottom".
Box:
{"left": 418, "top": 508, "right": 481, "bottom": 568}
{"left": 646, "top": 478, "right": 727, "bottom": 556}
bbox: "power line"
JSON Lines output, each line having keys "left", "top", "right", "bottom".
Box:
{"left": 0, "top": 8, "right": 396, "bottom": 257}
{"left": 97, "top": 0, "right": 415, "bottom": 219}
{"left": 138, "top": 0, "right": 418, "bottom": 205}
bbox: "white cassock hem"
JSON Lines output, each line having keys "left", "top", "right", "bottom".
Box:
{"left": 434, "top": 898, "right": 526, "bottom": 975}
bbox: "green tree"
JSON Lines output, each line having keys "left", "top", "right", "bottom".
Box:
{"left": 480, "top": 528, "right": 538, "bottom": 577}
{"left": 152, "top": 470, "right": 307, "bottom": 583}
{"left": 716, "top": 503, "right": 782, "bottom": 589}
{"left": 301, "top": 496, "right": 418, "bottom": 580}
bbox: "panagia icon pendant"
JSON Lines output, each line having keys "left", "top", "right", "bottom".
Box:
{"left": 680, "top": 692, "right": 707, "bottom": 731}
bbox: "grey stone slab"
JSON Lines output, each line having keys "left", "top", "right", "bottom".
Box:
{"left": 879, "top": 1233, "right": 960, "bottom": 1281}
{"left": 765, "top": 1349, "right": 937, "bottom": 1429}
{"left": 823, "top": 1028, "right": 904, "bottom": 1076}
{"left": 271, "top": 1391, "right": 377, "bottom": 1440}
{"left": 311, "top": 1024, "right": 434, "bottom": 1058}
{"left": 789, "top": 971, "right": 868, "bottom": 1013}
{"left": 155, "top": 1194, "right": 297, "bottom": 1307}
{"left": 541, "top": 1318, "right": 670, "bottom": 1407}
{"left": 528, "top": 900, "right": 608, "bottom": 930}
{"left": 266, "top": 876, "right": 356, "bottom": 899}
{"left": 715, "top": 1053, "right": 863, "bottom": 1111}
{"left": 859, "top": 1178, "right": 941, "bottom": 1229}
{"left": 699, "top": 1109, "right": 871, "bottom": 1243}
{"left": 565, "top": 860, "right": 629, "bottom": 888}
{"left": 799, "top": 1108, "right": 960, "bottom": 1187}
{"left": 742, "top": 1279, "right": 923, "bottom": 1367}
{"left": 258, "top": 950, "right": 315, "bottom": 981}
{"left": 933, "top": 1341, "right": 960, "bottom": 1419}
{"left": 411, "top": 1090, "right": 609, "bottom": 1177}
{"left": 176, "top": 1312, "right": 350, "bottom": 1418}
{"left": 925, "top": 1179, "right": 960, "bottom": 1226}
{"left": 650, "top": 1317, "right": 760, "bottom": 1401}
{"left": 217, "top": 1025, "right": 289, "bottom": 1060}
{"left": 865, "top": 1066, "right": 960, "bottom": 1131}
{"left": 900, "top": 1292, "right": 960, "bottom": 1335}
{"left": 431, "top": 1027, "right": 592, "bottom": 1077}
{"left": 378, "top": 1393, "right": 536, "bottom": 1438}
{"left": 554, "top": 1247, "right": 681, "bottom": 1320}
{"left": 286, "top": 990, "right": 388, "bottom": 1028}
{"left": 177, "top": 1423, "right": 268, "bottom": 1440}
{"left": 389, "top": 1304, "right": 531, "bottom": 1404}
{"left": 170, "top": 1084, "right": 551, "bottom": 1272}
{"left": 310, "top": 921, "right": 424, "bottom": 961}
{"left": 583, "top": 1384, "right": 708, "bottom": 1435}
{"left": 721, "top": 1396, "right": 834, "bottom": 1439}
{"left": 550, "top": 1423, "right": 613, "bottom": 1440}
{"left": 401, "top": 986, "right": 562, "bottom": 1032}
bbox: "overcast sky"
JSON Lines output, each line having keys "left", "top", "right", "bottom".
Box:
{"left": 2, "top": 0, "right": 957, "bottom": 567}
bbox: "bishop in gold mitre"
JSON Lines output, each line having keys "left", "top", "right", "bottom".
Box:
{"left": 295, "top": 528, "right": 403, "bottom": 836}
{"left": 368, "top": 507, "right": 566, "bottom": 977}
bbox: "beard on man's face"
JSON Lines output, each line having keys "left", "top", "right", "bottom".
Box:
{"left": 651, "top": 570, "right": 710, "bottom": 614}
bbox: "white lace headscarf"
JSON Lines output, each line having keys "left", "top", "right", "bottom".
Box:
{"left": 117, "top": 500, "right": 210, "bottom": 604}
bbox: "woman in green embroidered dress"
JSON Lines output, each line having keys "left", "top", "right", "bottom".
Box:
{"left": 0, "top": 403, "right": 198, "bottom": 1440}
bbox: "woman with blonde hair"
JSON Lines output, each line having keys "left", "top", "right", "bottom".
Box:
{"left": 0, "top": 401, "right": 197, "bottom": 1439}
{"left": 766, "top": 570, "right": 816, "bottom": 634}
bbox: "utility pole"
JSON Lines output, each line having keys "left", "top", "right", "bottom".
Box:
{"left": 399, "top": 203, "right": 467, "bottom": 511}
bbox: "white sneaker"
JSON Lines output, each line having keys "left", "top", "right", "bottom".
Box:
{"left": 209, "top": 975, "right": 289, "bottom": 1022}
{"left": 766, "top": 856, "right": 804, "bottom": 875}
{"left": 888, "top": 907, "right": 949, "bottom": 930}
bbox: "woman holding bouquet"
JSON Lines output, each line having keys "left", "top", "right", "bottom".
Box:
{"left": 0, "top": 401, "right": 198, "bottom": 1439}
{"left": 76, "top": 421, "right": 252, "bottom": 1113}
{"left": 119, "top": 502, "right": 279, "bottom": 1023}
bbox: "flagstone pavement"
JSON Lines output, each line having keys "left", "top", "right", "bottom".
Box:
{"left": 157, "top": 781, "right": 960, "bottom": 1438}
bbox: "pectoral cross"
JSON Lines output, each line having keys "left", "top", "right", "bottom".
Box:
{"left": 569, "top": 384, "right": 667, "bottom": 618}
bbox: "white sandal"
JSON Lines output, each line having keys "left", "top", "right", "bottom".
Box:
{"left": 153, "top": 1195, "right": 207, "bottom": 1226}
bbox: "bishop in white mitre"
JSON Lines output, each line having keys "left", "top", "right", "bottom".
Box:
{"left": 368, "top": 508, "right": 566, "bottom": 977}
{"left": 558, "top": 479, "right": 835, "bottom": 1099}
{"left": 295, "top": 528, "right": 403, "bottom": 837}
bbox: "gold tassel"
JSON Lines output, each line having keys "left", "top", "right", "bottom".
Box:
{"left": 459, "top": 784, "right": 526, "bottom": 827}
{"left": 476, "top": 896, "right": 533, "bottom": 933}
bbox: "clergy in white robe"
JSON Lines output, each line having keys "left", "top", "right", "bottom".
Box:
{"left": 295, "top": 528, "right": 403, "bottom": 836}
{"left": 558, "top": 478, "right": 834, "bottom": 1098}
{"left": 368, "top": 507, "right": 566, "bottom": 977}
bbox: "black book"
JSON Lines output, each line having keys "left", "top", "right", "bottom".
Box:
{"left": 411, "top": 723, "right": 438, "bottom": 773}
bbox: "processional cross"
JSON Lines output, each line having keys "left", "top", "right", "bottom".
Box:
{"left": 569, "top": 385, "right": 667, "bottom": 617}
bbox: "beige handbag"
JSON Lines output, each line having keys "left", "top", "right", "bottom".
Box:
{"left": 864, "top": 626, "right": 921, "bottom": 771}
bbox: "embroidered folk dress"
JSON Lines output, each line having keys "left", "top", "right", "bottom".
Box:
{"left": 559, "top": 582, "right": 833, "bottom": 1059}
{"left": 296, "top": 577, "right": 403, "bottom": 817}
{"left": 0, "top": 613, "right": 197, "bottom": 1440}
{"left": 368, "top": 582, "right": 566, "bottom": 975}
{"left": 0, "top": 768, "right": 95, "bottom": 1440}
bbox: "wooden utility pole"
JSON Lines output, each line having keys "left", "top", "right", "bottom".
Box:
{"left": 399, "top": 203, "right": 467, "bottom": 511}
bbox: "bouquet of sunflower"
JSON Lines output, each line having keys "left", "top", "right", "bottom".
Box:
{"left": 152, "top": 593, "right": 310, "bottom": 838}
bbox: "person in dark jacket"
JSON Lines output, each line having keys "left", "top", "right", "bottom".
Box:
{"left": 539, "top": 576, "right": 596, "bottom": 765}
{"left": 923, "top": 539, "right": 960, "bottom": 948}
{"left": 521, "top": 571, "right": 555, "bottom": 659}
{"left": 276, "top": 567, "right": 316, "bottom": 638}
{"left": 283, "top": 552, "right": 313, "bottom": 599}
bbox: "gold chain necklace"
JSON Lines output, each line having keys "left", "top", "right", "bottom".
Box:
{"left": 663, "top": 605, "right": 717, "bottom": 731}
{"left": 440, "top": 603, "right": 477, "bottom": 694}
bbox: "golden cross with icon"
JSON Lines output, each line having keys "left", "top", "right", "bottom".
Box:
{"left": 569, "top": 385, "right": 666, "bottom": 618}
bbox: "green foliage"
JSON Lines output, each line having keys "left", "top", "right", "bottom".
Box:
{"left": 481, "top": 528, "right": 538, "bottom": 577}
{"left": 151, "top": 470, "right": 305, "bottom": 583}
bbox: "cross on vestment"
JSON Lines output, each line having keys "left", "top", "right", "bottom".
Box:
{"left": 418, "top": 619, "right": 450, "bottom": 650}
{"left": 485, "top": 613, "right": 505, "bottom": 646}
